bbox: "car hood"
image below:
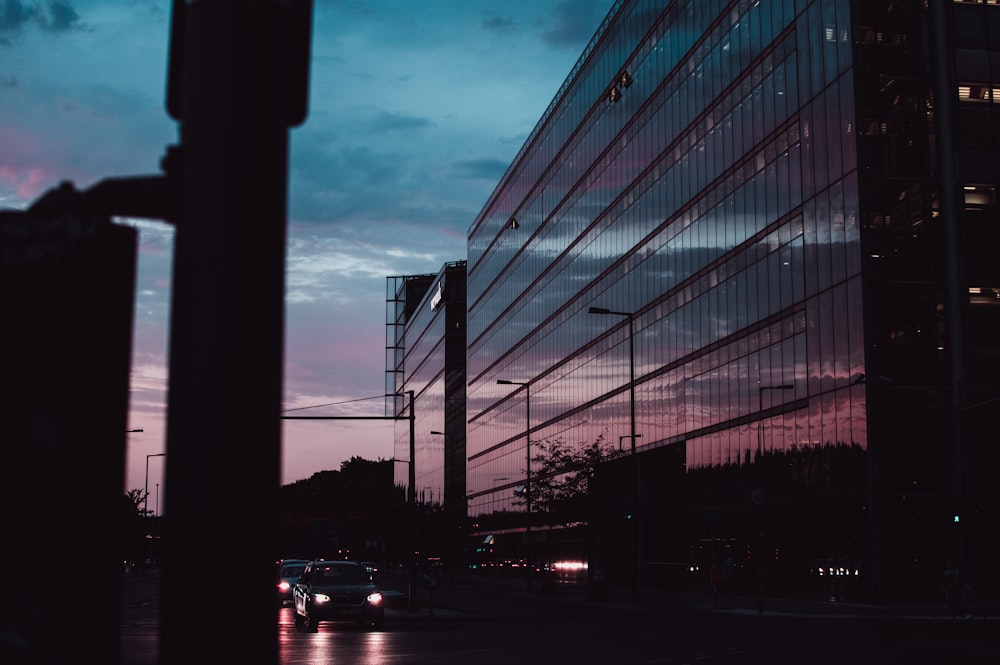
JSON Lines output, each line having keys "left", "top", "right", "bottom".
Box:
{"left": 308, "top": 583, "right": 376, "bottom": 593}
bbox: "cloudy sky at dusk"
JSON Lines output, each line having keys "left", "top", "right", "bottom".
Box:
{"left": 0, "top": 0, "right": 607, "bottom": 502}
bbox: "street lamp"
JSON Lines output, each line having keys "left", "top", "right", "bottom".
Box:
{"left": 619, "top": 434, "right": 642, "bottom": 451}
{"left": 589, "top": 305, "right": 640, "bottom": 604}
{"left": 144, "top": 453, "right": 166, "bottom": 518}
{"left": 431, "top": 429, "right": 464, "bottom": 574}
{"left": 144, "top": 452, "right": 166, "bottom": 567}
{"left": 401, "top": 391, "right": 416, "bottom": 612}
{"left": 387, "top": 389, "right": 417, "bottom": 611}
{"left": 756, "top": 384, "right": 793, "bottom": 457}
{"left": 497, "top": 378, "right": 532, "bottom": 592}
{"left": 430, "top": 429, "right": 456, "bottom": 512}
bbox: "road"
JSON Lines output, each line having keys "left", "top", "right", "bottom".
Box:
{"left": 121, "top": 571, "right": 998, "bottom": 664}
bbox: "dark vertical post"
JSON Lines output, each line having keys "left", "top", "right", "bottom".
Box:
{"left": 525, "top": 383, "right": 532, "bottom": 593}
{"left": 627, "top": 313, "right": 639, "bottom": 606}
{"left": 587, "top": 306, "right": 640, "bottom": 604}
{"left": 497, "top": 379, "right": 532, "bottom": 591}
{"left": 160, "top": 2, "right": 310, "bottom": 662}
{"left": 407, "top": 391, "right": 417, "bottom": 611}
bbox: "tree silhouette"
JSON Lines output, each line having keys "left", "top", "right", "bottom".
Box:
{"left": 123, "top": 488, "right": 147, "bottom": 517}
{"left": 121, "top": 488, "right": 149, "bottom": 567}
{"left": 523, "top": 432, "right": 623, "bottom": 520}
{"left": 276, "top": 458, "right": 404, "bottom": 561}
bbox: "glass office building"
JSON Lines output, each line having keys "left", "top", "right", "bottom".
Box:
{"left": 466, "top": 0, "right": 1000, "bottom": 600}
{"left": 387, "top": 262, "right": 468, "bottom": 525}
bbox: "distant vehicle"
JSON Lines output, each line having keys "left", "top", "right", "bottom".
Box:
{"left": 276, "top": 559, "right": 309, "bottom": 606}
{"left": 359, "top": 561, "right": 379, "bottom": 578}
{"left": 292, "top": 560, "right": 384, "bottom": 631}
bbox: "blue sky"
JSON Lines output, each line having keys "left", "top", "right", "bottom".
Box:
{"left": 0, "top": 0, "right": 608, "bottom": 501}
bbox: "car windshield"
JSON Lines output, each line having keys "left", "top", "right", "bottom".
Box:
{"left": 281, "top": 564, "right": 306, "bottom": 578}
{"left": 314, "top": 565, "right": 367, "bottom": 585}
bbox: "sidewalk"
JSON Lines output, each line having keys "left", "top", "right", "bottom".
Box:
{"left": 378, "top": 571, "right": 997, "bottom": 623}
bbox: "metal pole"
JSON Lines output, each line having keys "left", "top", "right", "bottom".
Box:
{"left": 757, "top": 386, "right": 763, "bottom": 458}
{"left": 628, "top": 313, "right": 640, "bottom": 606}
{"left": 588, "top": 307, "right": 640, "bottom": 604}
{"left": 525, "top": 383, "right": 532, "bottom": 593}
{"left": 497, "top": 379, "right": 532, "bottom": 591}
{"left": 144, "top": 453, "right": 165, "bottom": 517}
{"left": 407, "top": 391, "right": 417, "bottom": 612}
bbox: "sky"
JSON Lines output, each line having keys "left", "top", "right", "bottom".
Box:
{"left": 0, "top": 0, "right": 609, "bottom": 506}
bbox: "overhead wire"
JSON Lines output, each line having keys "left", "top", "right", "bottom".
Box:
{"left": 281, "top": 395, "right": 385, "bottom": 412}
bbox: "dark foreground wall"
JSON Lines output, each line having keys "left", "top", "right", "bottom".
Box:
{"left": 0, "top": 210, "right": 136, "bottom": 664}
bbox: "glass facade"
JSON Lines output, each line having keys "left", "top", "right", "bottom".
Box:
{"left": 465, "top": 0, "right": 1000, "bottom": 601}
{"left": 389, "top": 262, "right": 468, "bottom": 522}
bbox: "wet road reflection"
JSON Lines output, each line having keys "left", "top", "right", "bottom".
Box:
{"left": 277, "top": 608, "right": 396, "bottom": 665}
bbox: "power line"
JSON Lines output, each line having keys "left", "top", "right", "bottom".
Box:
{"left": 281, "top": 395, "right": 385, "bottom": 413}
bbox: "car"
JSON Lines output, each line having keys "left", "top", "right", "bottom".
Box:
{"left": 292, "top": 560, "right": 385, "bottom": 631}
{"left": 276, "top": 558, "right": 309, "bottom": 606}
{"left": 359, "top": 561, "right": 379, "bottom": 578}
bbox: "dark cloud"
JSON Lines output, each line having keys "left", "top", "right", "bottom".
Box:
{"left": 319, "top": 0, "right": 374, "bottom": 18}
{"left": 482, "top": 15, "right": 516, "bottom": 35}
{"left": 367, "top": 109, "right": 434, "bottom": 133}
{"left": 126, "top": 0, "right": 165, "bottom": 16}
{"left": 290, "top": 141, "right": 407, "bottom": 220}
{"left": 452, "top": 157, "right": 508, "bottom": 181}
{"left": 542, "top": 0, "right": 606, "bottom": 49}
{"left": 39, "top": 0, "right": 80, "bottom": 32}
{"left": 0, "top": 0, "right": 84, "bottom": 39}
{"left": 0, "top": 1, "right": 35, "bottom": 35}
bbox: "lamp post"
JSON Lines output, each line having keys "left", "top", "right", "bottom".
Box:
{"left": 619, "top": 434, "right": 641, "bottom": 451}
{"left": 144, "top": 453, "right": 166, "bottom": 518}
{"left": 144, "top": 452, "right": 165, "bottom": 567}
{"left": 430, "top": 428, "right": 462, "bottom": 520}
{"left": 497, "top": 379, "right": 531, "bottom": 592}
{"left": 589, "top": 305, "right": 640, "bottom": 604}
{"left": 431, "top": 429, "right": 455, "bottom": 478}
{"left": 404, "top": 391, "right": 416, "bottom": 611}
{"left": 388, "top": 390, "right": 417, "bottom": 611}
{"left": 588, "top": 307, "right": 637, "bottom": 457}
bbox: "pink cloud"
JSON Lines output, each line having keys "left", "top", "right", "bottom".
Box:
{"left": 0, "top": 165, "right": 48, "bottom": 199}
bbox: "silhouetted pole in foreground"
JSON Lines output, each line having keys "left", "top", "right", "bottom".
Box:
{"left": 159, "top": 2, "right": 312, "bottom": 664}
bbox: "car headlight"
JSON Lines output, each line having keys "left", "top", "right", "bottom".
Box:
{"left": 366, "top": 591, "right": 383, "bottom": 605}
{"left": 277, "top": 581, "right": 291, "bottom": 592}
{"left": 312, "top": 593, "right": 331, "bottom": 604}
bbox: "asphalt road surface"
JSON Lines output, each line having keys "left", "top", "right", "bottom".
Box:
{"left": 121, "top": 571, "right": 998, "bottom": 665}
